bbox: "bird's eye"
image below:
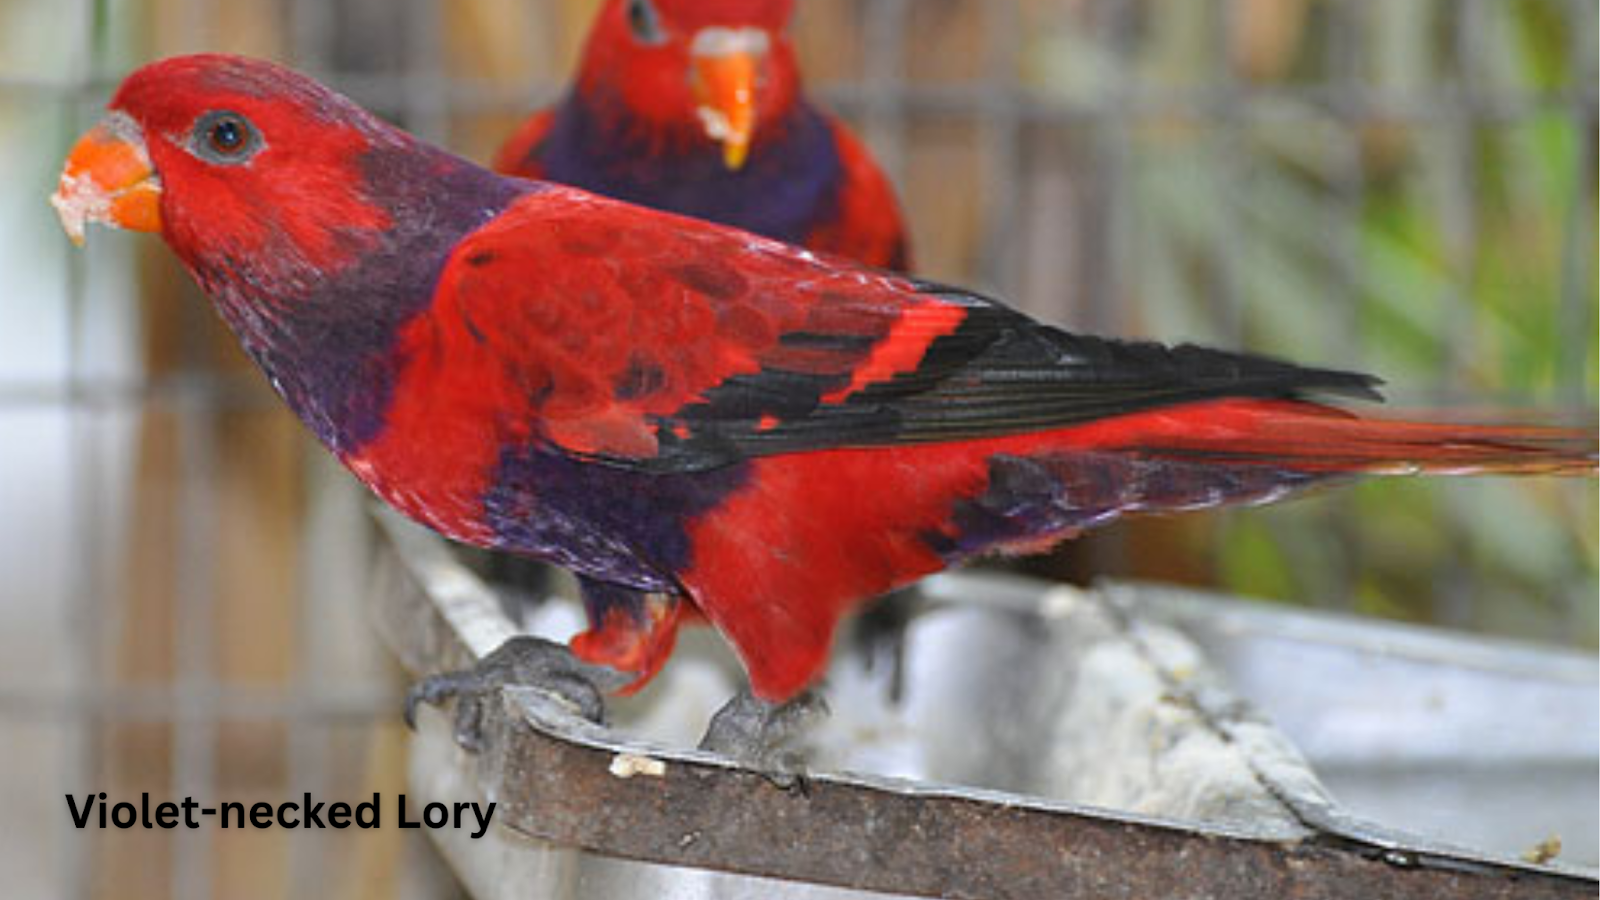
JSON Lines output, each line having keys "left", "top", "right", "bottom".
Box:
{"left": 211, "top": 119, "right": 244, "bottom": 152}
{"left": 625, "top": 0, "right": 665, "bottom": 44}
{"left": 190, "top": 111, "right": 263, "bottom": 165}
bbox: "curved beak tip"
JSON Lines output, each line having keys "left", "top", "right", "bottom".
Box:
{"left": 51, "top": 118, "right": 162, "bottom": 246}
{"left": 692, "top": 29, "right": 767, "bottom": 172}
{"left": 695, "top": 105, "right": 754, "bottom": 171}
{"left": 51, "top": 174, "right": 100, "bottom": 247}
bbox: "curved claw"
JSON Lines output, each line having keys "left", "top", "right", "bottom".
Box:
{"left": 404, "top": 670, "right": 472, "bottom": 730}
{"left": 403, "top": 635, "right": 630, "bottom": 752}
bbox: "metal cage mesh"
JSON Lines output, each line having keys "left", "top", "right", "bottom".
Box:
{"left": 0, "top": 1, "right": 1593, "bottom": 897}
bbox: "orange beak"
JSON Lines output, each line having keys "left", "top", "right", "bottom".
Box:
{"left": 52, "top": 114, "right": 162, "bottom": 246}
{"left": 690, "top": 28, "right": 769, "bottom": 171}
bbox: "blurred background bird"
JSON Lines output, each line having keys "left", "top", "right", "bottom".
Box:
{"left": 493, "top": 0, "right": 911, "bottom": 272}
{"left": 486, "top": 0, "right": 916, "bottom": 616}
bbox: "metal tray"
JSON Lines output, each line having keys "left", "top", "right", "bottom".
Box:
{"left": 370, "top": 509, "right": 1597, "bottom": 899}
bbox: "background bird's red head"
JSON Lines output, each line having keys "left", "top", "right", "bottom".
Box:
{"left": 578, "top": 0, "right": 802, "bottom": 169}
{"left": 60, "top": 54, "right": 393, "bottom": 279}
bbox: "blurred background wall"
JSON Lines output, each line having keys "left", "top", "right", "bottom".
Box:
{"left": 0, "top": 1, "right": 1594, "bottom": 898}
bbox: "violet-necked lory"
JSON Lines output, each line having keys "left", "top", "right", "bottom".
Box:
{"left": 54, "top": 56, "right": 1594, "bottom": 755}
{"left": 494, "top": 0, "right": 912, "bottom": 272}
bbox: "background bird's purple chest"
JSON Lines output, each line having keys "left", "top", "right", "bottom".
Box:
{"left": 534, "top": 98, "right": 844, "bottom": 248}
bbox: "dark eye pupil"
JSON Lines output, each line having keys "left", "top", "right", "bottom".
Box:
{"left": 211, "top": 120, "right": 244, "bottom": 153}
{"left": 628, "top": 0, "right": 657, "bottom": 39}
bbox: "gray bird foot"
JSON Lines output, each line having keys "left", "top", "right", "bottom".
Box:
{"left": 699, "top": 687, "right": 830, "bottom": 788}
{"left": 404, "top": 635, "right": 630, "bottom": 752}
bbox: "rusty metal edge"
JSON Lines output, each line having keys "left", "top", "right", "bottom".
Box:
{"left": 369, "top": 508, "right": 1596, "bottom": 900}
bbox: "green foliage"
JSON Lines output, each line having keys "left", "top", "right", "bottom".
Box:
{"left": 1030, "top": 0, "right": 1597, "bottom": 646}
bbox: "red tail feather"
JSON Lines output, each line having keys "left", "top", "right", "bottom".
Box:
{"left": 1130, "top": 400, "right": 1598, "bottom": 477}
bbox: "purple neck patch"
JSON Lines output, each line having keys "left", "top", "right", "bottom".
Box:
{"left": 193, "top": 143, "right": 532, "bottom": 457}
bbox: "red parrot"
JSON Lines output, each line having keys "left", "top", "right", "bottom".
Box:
{"left": 55, "top": 56, "right": 1594, "bottom": 751}
{"left": 493, "top": 0, "right": 911, "bottom": 272}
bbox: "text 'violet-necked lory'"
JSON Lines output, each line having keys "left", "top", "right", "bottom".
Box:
{"left": 54, "top": 56, "right": 1594, "bottom": 749}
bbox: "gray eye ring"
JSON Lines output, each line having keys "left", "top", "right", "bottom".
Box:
{"left": 191, "top": 110, "right": 263, "bottom": 165}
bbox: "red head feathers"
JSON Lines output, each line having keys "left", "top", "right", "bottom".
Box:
{"left": 574, "top": 0, "right": 800, "bottom": 170}
{"left": 58, "top": 55, "right": 396, "bottom": 277}
{"left": 55, "top": 54, "right": 528, "bottom": 457}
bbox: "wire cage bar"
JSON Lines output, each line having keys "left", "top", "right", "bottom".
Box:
{"left": 0, "top": 1, "right": 1593, "bottom": 897}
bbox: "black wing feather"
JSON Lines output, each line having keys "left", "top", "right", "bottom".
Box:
{"left": 599, "top": 282, "right": 1383, "bottom": 474}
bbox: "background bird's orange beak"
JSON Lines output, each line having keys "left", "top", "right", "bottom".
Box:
{"left": 691, "top": 28, "right": 769, "bottom": 171}
{"left": 52, "top": 114, "right": 162, "bottom": 246}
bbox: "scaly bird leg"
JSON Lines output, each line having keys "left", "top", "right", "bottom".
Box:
{"left": 699, "top": 685, "right": 831, "bottom": 784}
{"left": 404, "top": 635, "right": 631, "bottom": 752}
{"left": 406, "top": 578, "right": 682, "bottom": 752}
